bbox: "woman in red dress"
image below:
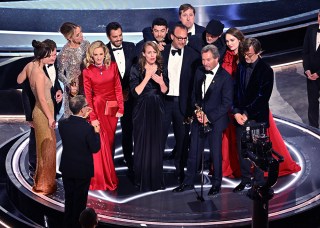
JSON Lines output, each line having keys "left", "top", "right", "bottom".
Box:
{"left": 221, "top": 28, "right": 300, "bottom": 177}
{"left": 83, "top": 41, "right": 124, "bottom": 190}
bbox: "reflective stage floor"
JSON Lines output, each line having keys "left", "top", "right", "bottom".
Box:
{"left": 4, "top": 116, "right": 320, "bottom": 227}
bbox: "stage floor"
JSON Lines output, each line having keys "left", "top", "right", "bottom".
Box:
{"left": 5, "top": 116, "right": 320, "bottom": 227}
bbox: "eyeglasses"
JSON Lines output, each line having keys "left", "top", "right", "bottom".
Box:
{"left": 172, "top": 33, "right": 188, "bottom": 41}
{"left": 243, "top": 52, "right": 256, "bottom": 58}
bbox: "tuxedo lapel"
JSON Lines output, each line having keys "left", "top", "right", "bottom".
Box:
{"left": 312, "top": 27, "right": 318, "bottom": 52}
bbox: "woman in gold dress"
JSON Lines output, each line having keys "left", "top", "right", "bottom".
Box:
{"left": 17, "top": 40, "right": 57, "bottom": 194}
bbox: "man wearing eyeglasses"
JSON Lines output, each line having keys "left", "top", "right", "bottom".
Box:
{"left": 58, "top": 95, "right": 100, "bottom": 228}
{"left": 162, "top": 23, "right": 201, "bottom": 184}
{"left": 232, "top": 37, "right": 274, "bottom": 193}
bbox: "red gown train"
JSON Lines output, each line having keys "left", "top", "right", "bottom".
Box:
{"left": 221, "top": 50, "right": 300, "bottom": 178}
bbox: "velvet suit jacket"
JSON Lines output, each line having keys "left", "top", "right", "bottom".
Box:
{"left": 192, "top": 66, "right": 233, "bottom": 131}
{"left": 302, "top": 23, "right": 320, "bottom": 75}
{"left": 106, "top": 41, "right": 136, "bottom": 91}
{"left": 58, "top": 115, "right": 100, "bottom": 179}
{"left": 162, "top": 44, "right": 201, "bottom": 117}
{"left": 21, "top": 57, "right": 62, "bottom": 121}
{"left": 233, "top": 58, "right": 274, "bottom": 126}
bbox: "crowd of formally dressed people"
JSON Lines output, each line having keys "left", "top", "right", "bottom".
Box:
{"left": 16, "top": 3, "right": 312, "bottom": 228}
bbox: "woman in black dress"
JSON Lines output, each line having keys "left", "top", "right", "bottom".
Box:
{"left": 130, "top": 41, "right": 169, "bottom": 191}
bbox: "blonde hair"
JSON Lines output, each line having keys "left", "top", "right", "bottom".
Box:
{"left": 84, "top": 40, "right": 111, "bottom": 68}
{"left": 59, "top": 22, "right": 80, "bottom": 40}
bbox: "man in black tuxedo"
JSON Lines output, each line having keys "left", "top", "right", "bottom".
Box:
{"left": 172, "top": 44, "right": 233, "bottom": 195}
{"left": 232, "top": 38, "right": 274, "bottom": 192}
{"left": 106, "top": 22, "right": 136, "bottom": 173}
{"left": 302, "top": 10, "right": 320, "bottom": 128}
{"left": 162, "top": 23, "right": 200, "bottom": 183}
{"left": 58, "top": 95, "right": 100, "bottom": 228}
{"left": 18, "top": 39, "right": 63, "bottom": 178}
{"left": 178, "top": 3, "right": 205, "bottom": 39}
{"left": 188, "top": 19, "right": 226, "bottom": 61}
{"left": 135, "top": 17, "right": 171, "bottom": 55}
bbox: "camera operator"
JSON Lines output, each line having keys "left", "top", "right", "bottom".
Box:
{"left": 232, "top": 38, "right": 274, "bottom": 193}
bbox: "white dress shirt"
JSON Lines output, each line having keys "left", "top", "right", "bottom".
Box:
{"left": 202, "top": 63, "right": 220, "bottom": 98}
{"left": 167, "top": 47, "right": 184, "bottom": 96}
{"left": 111, "top": 43, "right": 126, "bottom": 78}
{"left": 316, "top": 26, "right": 320, "bottom": 50}
{"left": 46, "top": 64, "right": 56, "bottom": 86}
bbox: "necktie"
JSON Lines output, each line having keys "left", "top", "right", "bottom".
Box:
{"left": 318, "top": 29, "right": 320, "bottom": 33}
{"left": 112, "top": 47, "right": 123, "bottom": 51}
{"left": 188, "top": 32, "right": 192, "bottom": 38}
{"left": 171, "top": 49, "right": 181, "bottom": 56}
{"left": 205, "top": 70, "right": 213, "bottom": 75}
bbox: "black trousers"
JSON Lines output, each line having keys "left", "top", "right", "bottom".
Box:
{"left": 163, "top": 97, "right": 190, "bottom": 176}
{"left": 307, "top": 78, "right": 320, "bottom": 128}
{"left": 62, "top": 177, "right": 91, "bottom": 228}
{"left": 183, "top": 122, "right": 223, "bottom": 188}
{"left": 120, "top": 99, "right": 134, "bottom": 169}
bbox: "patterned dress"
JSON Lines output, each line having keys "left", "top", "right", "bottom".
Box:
{"left": 57, "top": 40, "right": 90, "bottom": 117}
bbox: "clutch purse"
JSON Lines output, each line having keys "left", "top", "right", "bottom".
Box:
{"left": 105, "top": 101, "right": 119, "bottom": 116}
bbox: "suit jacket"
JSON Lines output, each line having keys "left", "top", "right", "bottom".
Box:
{"left": 194, "top": 23, "right": 206, "bottom": 38}
{"left": 162, "top": 44, "right": 200, "bottom": 117}
{"left": 106, "top": 41, "right": 136, "bottom": 91}
{"left": 58, "top": 115, "right": 100, "bottom": 179}
{"left": 21, "top": 58, "right": 62, "bottom": 121}
{"left": 188, "top": 33, "right": 226, "bottom": 62}
{"left": 192, "top": 66, "right": 233, "bottom": 131}
{"left": 233, "top": 58, "right": 274, "bottom": 126}
{"left": 302, "top": 23, "right": 320, "bottom": 75}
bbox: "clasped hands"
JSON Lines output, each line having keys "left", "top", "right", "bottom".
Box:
{"left": 91, "top": 119, "right": 101, "bottom": 133}
{"left": 148, "top": 72, "right": 165, "bottom": 85}
{"left": 305, "top": 70, "right": 319, "bottom": 81}
{"left": 234, "top": 113, "right": 248, "bottom": 125}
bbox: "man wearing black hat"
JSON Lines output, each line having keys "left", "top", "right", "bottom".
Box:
{"left": 188, "top": 19, "right": 226, "bottom": 61}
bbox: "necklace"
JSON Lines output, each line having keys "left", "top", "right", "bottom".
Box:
{"left": 94, "top": 64, "right": 104, "bottom": 75}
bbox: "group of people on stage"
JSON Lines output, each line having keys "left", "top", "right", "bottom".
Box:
{"left": 16, "top": 3, "right": 309, "bottom": 227}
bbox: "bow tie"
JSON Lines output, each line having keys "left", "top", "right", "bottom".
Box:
{"left": 47, "top": 64, "right": 53, "bottom": 68}
{"left": 187, "top": 32, "right": 192, "bottom": 38}
{"left": 171, "top": 49, "right": 181, "bottom": 56}
{"left": 112, "top": 47, "right": 123, "bottom": 51}
{"left": 318, "top": 29, "right": 320, "bottom": 33}
{"left": 205, "top": 70, "right": 214, "bottom": 75}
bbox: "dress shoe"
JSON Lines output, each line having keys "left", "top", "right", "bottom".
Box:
{"left": 208, "top": 186, "right": 220, "bottom": 196}
{"left": 172, "top": 183, "right": 194, "bottom": 192}
{"left": 233, "top": 182, "right": 252, "bottom": 193}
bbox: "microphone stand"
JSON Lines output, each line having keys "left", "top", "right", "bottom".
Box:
{"left": 197, "top": 75, "right": 206, "bottom": 202}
